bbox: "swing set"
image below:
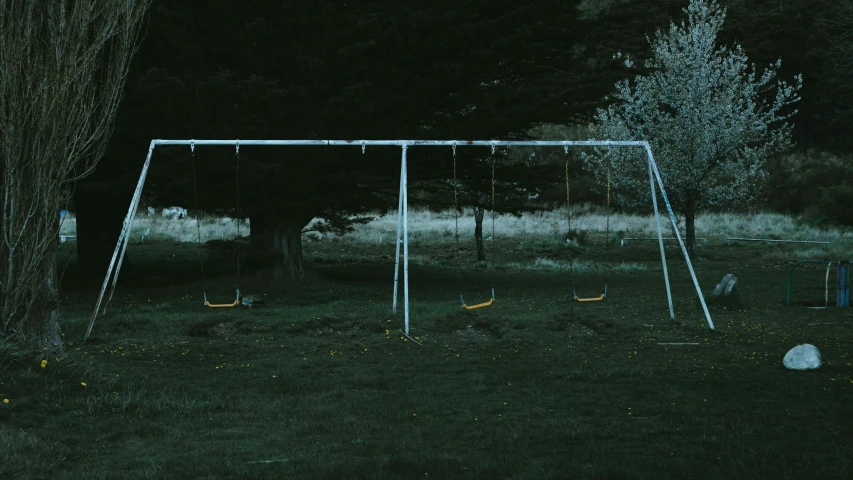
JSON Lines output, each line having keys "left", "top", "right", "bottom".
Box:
{"left": 450, "top": 144, "right": 612, "bottom": 309}
{"left": 85, "top": 139, "right": 715, "bottom": 343}
{"left": 190, "top": 141, "right": 244, "bottom": 309}
{"left": 565, "top": 146, "right": 612, "bottom": 303}
{"left": 452, "top": 143, "right": 498, "bottom": 310}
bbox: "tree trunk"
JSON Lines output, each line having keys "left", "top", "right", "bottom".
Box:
{"left": 73, "top": 180, "right": 134, "bottom": 279}
{"left": 248, "top": 213, "right": 265, "bottom": 251}
{"left": 248, "top": 210, "right": 314, "bottom": 281}
{"left": 13, "top": 218, "right": 64, "bottom": 352}
{"left": 270, "top": 218, "right": 306, "bottom": 280}
{"left": 34, "top": 247, "right": 64, "bottom": 353}
{"left": 473, "top": 206, "right": 486, "bottom": 261}
{"left": 685, "top": 213, "right": 696, "bottom": 258}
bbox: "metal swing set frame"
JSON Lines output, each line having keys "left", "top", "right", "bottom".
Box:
{"left": 83, "top": 139, "right": 715, "bottom": 342}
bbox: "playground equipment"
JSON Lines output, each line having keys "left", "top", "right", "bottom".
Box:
{"left": 191, "top": 141, "right": 244, "bottom": 309}
{"left": 565, "top": 148, "right": 611, "bottom": 303}
{"left": 786, "top": 260, "right": 851, "bottom": 308}
{"left": 727, "top": 238, "right": 829, "bottom": 246}
{"left": 453, "top": 143, "right": 498, "bottom": 310}
{"left": 85, "top": 139, "right": 716, "bottom": 343}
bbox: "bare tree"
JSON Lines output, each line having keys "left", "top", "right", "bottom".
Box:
{"left": 0, "top": 1, "right": 151, "bottom": 350}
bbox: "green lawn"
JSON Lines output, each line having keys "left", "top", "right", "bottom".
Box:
{"left": 2, "top": 232, "right": 852, "bottom": 479}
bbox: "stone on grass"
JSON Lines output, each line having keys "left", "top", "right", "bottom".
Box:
{"left": 783, "top": 344, "right": 822, "bottom": 371}
{"left": 712, "top": 274, "right": 738, "bottom": 297}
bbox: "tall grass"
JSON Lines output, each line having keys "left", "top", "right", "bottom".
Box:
{"left": 59, "top": 206, "right": 852, "bottom": 245}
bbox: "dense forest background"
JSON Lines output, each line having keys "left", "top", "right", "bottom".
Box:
{"left": 75, "top": 0, "right": 853, "bottom": 274}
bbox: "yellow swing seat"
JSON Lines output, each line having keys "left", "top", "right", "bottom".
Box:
{"left": 203, "top": 290, "right": 241, "bottom": 309}
{"left": 462, "top": 298, "right": 496, "bottom": 310}
{"left": 572, "top": 284, "right": 607, "bottom": 303}
{"left": 204, "top": 300, "right": 240, "bottom": 308}
{"left": 460, "top": 289, "right": 496, "bottom": 310}
{"left": 573, "top": 294, "right": 605, "bottom": 303}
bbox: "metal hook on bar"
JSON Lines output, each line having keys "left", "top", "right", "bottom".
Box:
{"left": 564, "top": 144, "right": 569, "bottom": 155}
{"left": 452, "top": 140, "right": 457, "bottom": 156}
{"left": 361, "top": 141, "right": 366, "bottom": 154}
{"left": 490, "top": 142, "right": 496, "bottom": 155}
{"left": 190, "top": 140, "right": 194, "bottom": 154}
{"left": 235, "top": 139, "right": 240, "bottom": 155}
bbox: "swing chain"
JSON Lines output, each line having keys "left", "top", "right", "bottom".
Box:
{"left": 235, "top": 141, "right": 241, "bottom": 299}
{"left": 604, "top": 150, "right": 612, "bottom": 286}
{"left": 191, "top": 142, "right": 207, "bottom": 304}
{"left": 453, "top": 144, "right": 460, "bottom": 295}
{"left": 490, "top": 147, "right": 496, "bottom": 300}
{"left": 565, "top": 149, "right": 576, "bottom": 309}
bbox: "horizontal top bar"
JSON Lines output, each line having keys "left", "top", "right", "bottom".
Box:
{"left": 726, "top": 237, "right": 830, "bottom": 244}
{"left": 152, "top": 139, "right": 649, "bottom": 147}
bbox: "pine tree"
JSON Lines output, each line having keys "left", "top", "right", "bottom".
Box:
{"left": 94, "top": 0, "right": 602, "bottom": 280}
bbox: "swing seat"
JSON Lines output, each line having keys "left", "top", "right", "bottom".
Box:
{"left": 203, "top": 290, "right": 241, "bottom": 309}
{"left": 460, "top": 290, "right": 496, "bottom": 310}
{"left": 572, "top": 284, "right": 607, "bottom": 303}
{"left": 204, "top": 300, "right": 240, "bottom": 308}
{"left": 573, "top": 294, "right": 605, "bottom": 303}
{"left": 462, "top": 298, "right": 496, "bottom": 310}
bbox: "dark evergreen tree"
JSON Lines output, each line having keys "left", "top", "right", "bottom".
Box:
{"left": 85, "top": 0, "right": 609, "bottom": 280}
{"left": 78, "top": 0, "right": 853, "bottom": 281}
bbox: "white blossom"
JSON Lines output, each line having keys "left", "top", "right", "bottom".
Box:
{"left": 583, "top": 0, "right": 802, "bottom": 220}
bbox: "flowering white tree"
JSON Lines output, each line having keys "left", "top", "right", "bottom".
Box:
{"left": 583, "top": 0, "right": 802, "bottom": 254}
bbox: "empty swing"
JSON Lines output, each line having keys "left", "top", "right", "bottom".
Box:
{"left": 191, "top": 140, "right": 243, "bottom": 308}
{"left": 453, "top": 142, "right": 498, "bottom": 310}
{"left": 566, "top": 147, "right": 611, "bottom": 303}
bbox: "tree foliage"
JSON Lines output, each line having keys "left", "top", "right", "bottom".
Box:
{"left": 93, "top": 0, "right": 612, "bottom": 279}
{"left": 815, "top": 0, "right": 853, "bottom": 138}
{"left": 583, "top": 0, "right": 802, "bottom": 252}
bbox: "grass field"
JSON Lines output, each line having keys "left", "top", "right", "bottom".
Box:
{"left": 3, "top": 208, "right": 853, "bottom": 479}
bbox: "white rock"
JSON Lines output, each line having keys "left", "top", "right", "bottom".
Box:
{"left": 783, "top": 344, "right": 822, "bottom": 371}
{"left": 712, "top": 273, "right": 737, "bottom": 297}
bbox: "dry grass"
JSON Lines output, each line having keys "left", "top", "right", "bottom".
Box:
{"left": 59, "top": 206, "right": 852, "bottom": 246}
{"left": 58, "top": 213, "right": 247, "bottom": 244}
